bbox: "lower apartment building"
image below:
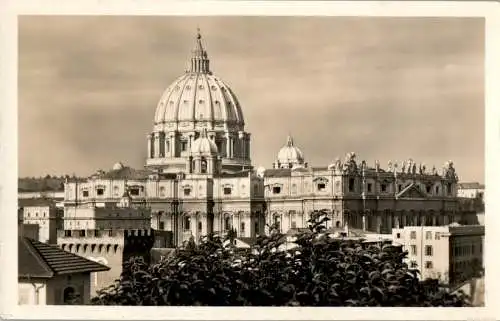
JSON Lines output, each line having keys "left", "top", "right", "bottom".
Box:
{"left": 392, "top": 224, "right": 484, "bottom": 285}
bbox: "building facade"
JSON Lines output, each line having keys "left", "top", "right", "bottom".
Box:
{"left": 457, "top": 182, "right": 485, "bottom": 199}
{"left": 19, "top": 198, "right": 63, "bottom": 244}
{"left": 61, "top": 30, "right": 466, "bottom": 251}
{"left": 392, "top": 224, "right": 484, "bottom": 285}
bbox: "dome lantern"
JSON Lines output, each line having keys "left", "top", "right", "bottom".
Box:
{"left": 189, "top": 28, "right": 211, "bottom": 74}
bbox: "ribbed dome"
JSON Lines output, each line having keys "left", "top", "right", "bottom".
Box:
{"left": 153, "top": 31, "right": 244, "bottom": 128}
{"left": 191, "top": 128, "right": 218, "bottom": 155}
{"left": 146, "top": 29, "right": 253, "bottom": 175}
{"left": 154, "top": 73, "right": 244, "bottom": 127}
{"left": 277, "top": 136, "right": 305, "bottom": 166}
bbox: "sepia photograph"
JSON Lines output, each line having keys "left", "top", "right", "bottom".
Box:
{"left": 1, "top": 1, "right": 499, "bottom": 319}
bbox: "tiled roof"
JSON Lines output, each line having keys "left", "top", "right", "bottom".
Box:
{"left": 458, "top": 182, "right": 485, "bottom": 189}
{"left": 18, "top": 237, "right": 110, "bottom": 278}
{"left": 264, "top": 168, "right": 292, "bottom": 177}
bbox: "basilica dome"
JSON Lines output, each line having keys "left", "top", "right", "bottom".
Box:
{"left": 274, "top": 135, "right": 306, "bottom": 169}
{"left": 146, "top": 29, "right": 252, "bottom": 174}
{"left": 153, "top": 32, "right": 244, "bottom": 129}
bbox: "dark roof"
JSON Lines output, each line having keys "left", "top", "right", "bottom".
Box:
{"left": 18, "top": 198, "right": 56, "bottom": 207}
{"left": 96, "top": 166, "right": 153, "bottom": 180}
{"left": 18, "top": 237, "right": 110, "bottom": 279}
{"left": 219, "top": 170, "right": 252, "bottom": 178}
{"left": 458, "top": 182, "right": 485, "bottom": 189}
{"left": 264, "top": 168, "right": 292, "bottom": 177}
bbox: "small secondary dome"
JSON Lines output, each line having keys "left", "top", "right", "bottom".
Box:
{"left": 191, "top": 128, "right": 218, "bottom": 156}
{"left": 112, "top": 162, "right": 125, "bottom": 171}
{"left": 275, "top": 135, "right": 305, "bottom": 169}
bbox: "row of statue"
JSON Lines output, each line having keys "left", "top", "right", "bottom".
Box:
{"left": 327, "top": 152, "right": 458, "bottom": 180}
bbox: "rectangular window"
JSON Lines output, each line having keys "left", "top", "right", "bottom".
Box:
{"left": 317, "top": 183, "right": 326, "bottom": 191}
{"left": 411, "top": 245, "right": 417, "bottom": 255}
{"left": 348, "top": 179, "right": 355, "bottom": 192}
{"left": 396, "top": 233, "right": 401, "bottom": 239}
{"left": 381, "top": 184, "right": 387, "bottom": 193}
{"left": 108, "top": 230, "right": 114, "bottom": 237}
{"left": 79, "top": 230, "right": 86, "bottom": 237}
{"left": 82, "top": 190, "right": 89, "bottom": 197}
{"left": 129, "top": 188, "right": 140, "bottom": 196}
{"left": 159, "top": 221, "right": 165, "bottom": 230}
{"left": 64, "top": 230, "right": 71, "bottom": 237}
{"left": 435, "top": 232, "right": 440, "bottom": 240}
{"left": 425, "top": 261, "right": 433, "bottom": 269}
{"left": 410, "top": 260, "right": 418, "bottom": 268}
{"left": 272, "top": 186, "right": 281, "bottom": 194}
{"left": 291, "top": 221, "right": 297, "bottom": 229}
{"left": 410, "top": 231, "right": 417, "bottom": 239}
{"left": 425, "top": 231, "right": 432, "bottom": 240}
{"left": 184, "top": 217, "right": 191, "bottom": 230}
{"left": 184, "top": 188, "right": 191, "bottom": 196}
{"left": 240, "top": 222, "right": 245, "bottom": 232}
{"left": 426, "top": 185, "right": 432, "bottom": 193}
{"left": 181, "top": 141, "right": 187, "bottom": 152}
{"left": 97, "top": 188, "right": 104, "bottom": 196}
{"left": 367, "top": 183, "right": 372, "bottom": 193}
{"left": 223, "top": 187, "right": 232, "bottom": 195}
{"left": 254, "top": 222, "right": 259, "bottom": 235}
{"left": 425, "top": 245, "right": 433, "bottom": 256}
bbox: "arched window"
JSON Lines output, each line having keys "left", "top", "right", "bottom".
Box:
{"left": 201, "top": 157, "right": 207, "bottom": 173}
{"left": 224, "top": 216, "right": 231, "bottom": 231}
{"left": 184, "top": 216, "right": 191, "bottom": 230}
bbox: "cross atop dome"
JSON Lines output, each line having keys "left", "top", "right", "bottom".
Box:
{"left": 189, "top": 28, "right": 210, "bottom": 74}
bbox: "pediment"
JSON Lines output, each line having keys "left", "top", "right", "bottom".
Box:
{"left": 396, "top": 183, "right": 427, "bottom": 199}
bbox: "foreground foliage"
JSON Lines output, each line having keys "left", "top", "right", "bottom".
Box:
{"left": 91, "top": 211, "right": 470, "bottom": 306}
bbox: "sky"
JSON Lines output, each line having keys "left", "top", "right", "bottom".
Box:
{"left": 18, "top": 16, "right": 484, "bottom": 182}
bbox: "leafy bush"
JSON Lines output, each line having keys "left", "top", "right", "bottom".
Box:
{"left": 91, "top": 211, "right": 470, "bottom": 306}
